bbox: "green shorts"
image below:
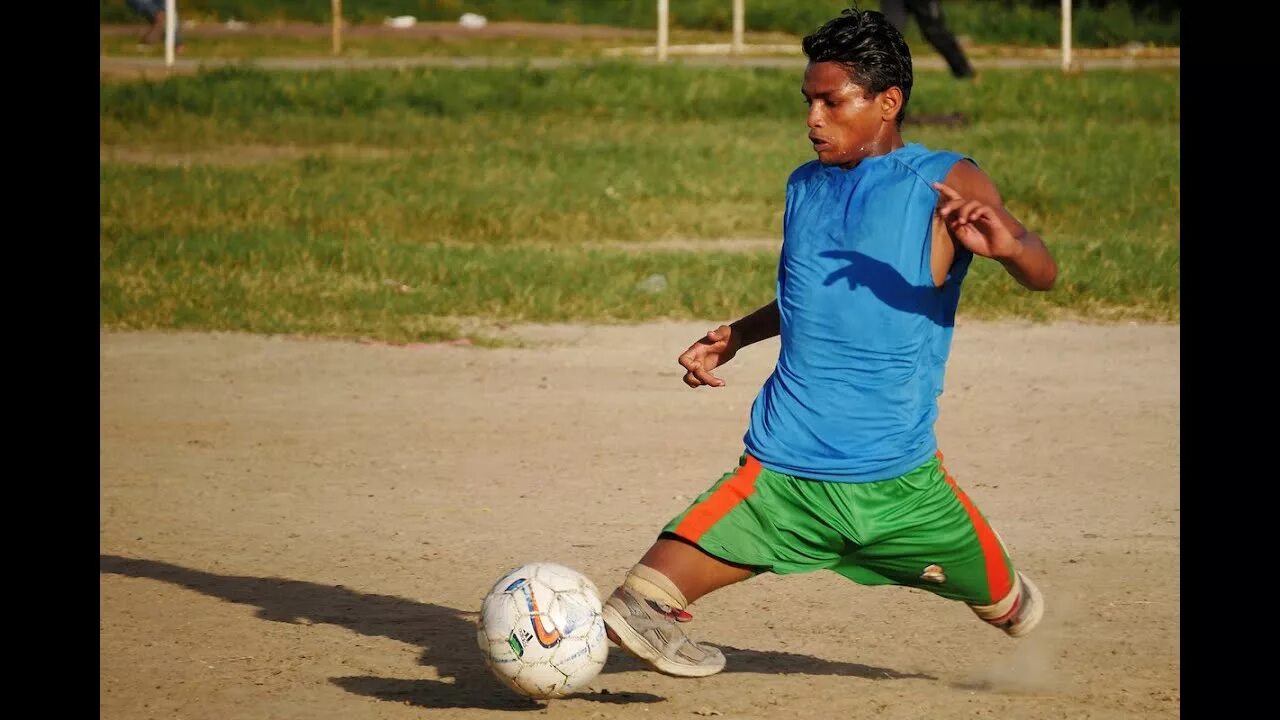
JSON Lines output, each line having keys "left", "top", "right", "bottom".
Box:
{"left": 662, "top": 451, "right": 1016, "bottom": 605}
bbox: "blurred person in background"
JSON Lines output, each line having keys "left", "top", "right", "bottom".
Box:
{"left": 126, "top": 0, "right": 184, "bottom": 53}
{"left": 881, "top": 0, "right": 974, "bottom": 78}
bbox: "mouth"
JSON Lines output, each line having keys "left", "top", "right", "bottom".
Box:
{"left": 809, "top": 135, "right": 832, "bottom": 152}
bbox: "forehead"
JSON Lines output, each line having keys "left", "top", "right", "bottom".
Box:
{"left": 803, "top": 61, "right": 865, "bottom": 95}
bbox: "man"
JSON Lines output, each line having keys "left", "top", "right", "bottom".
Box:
{"left": 882, "top": 0, "right": 975, "bottom": 79}
{"left": 126, "top": 0, "right": 183, "bottom": 53}
{"left": 601, "top": 6, "right": 1056, "bottom": 678}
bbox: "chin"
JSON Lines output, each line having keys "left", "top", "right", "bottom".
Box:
{"left": 814, "top": 149, "right": 846, "bottom": 166}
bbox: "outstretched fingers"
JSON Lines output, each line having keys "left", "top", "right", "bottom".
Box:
{"left": 679, "top": 356, "right": 724, "bottom": 388}
{"left": 936, "top": 191, "right": 993, "bottom": 228}
{"left": 678, "top": 337, "right": 726, "bottom": 388}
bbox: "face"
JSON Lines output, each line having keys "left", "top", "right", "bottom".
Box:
{"left": 802, "top": 61, "right": 901, "bottom": 169}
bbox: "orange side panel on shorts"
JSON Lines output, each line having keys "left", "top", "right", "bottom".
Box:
{"left": 674, "top": 455, "right": 764, "bottom": 542}
{"left": 939, "top": 457, "right": 1013, "bottom": 603}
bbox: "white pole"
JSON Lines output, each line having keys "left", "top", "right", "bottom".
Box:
{"left": 1061, "top": 0, "right": 1072, "bottom": 72}
{"left": 332, "top": 0, "right": 343, "bottom": 55}
{"left": 164, "top": 0, "right": 177, "bottom": 67}
{"left": 732, "top": 0, "right": 745, "bottom": 55}
{"left": 657, "top": 0, "right": 669, "bottom": 63}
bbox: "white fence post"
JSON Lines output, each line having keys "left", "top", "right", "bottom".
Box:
{"left": 657, "top": 0, "right": 670, "bottom": 62}
{"left": 1061, "top": 0, "right": 1073, "bottom": 72}
{"left": 332, "top": 0, "right": 343, "bottom": 56}
{"left": 164, "top": 0, "right": 177, "bottom": 67}
{"left": 732, "top": 0, "right": 744, "bottom": 55}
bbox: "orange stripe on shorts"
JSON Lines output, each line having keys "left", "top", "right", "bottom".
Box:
{"left": 673, "top": 455, "right": 763, "bottom": 542}
{"left": 939, "top": 459, "right": 1013, "bottom": 603}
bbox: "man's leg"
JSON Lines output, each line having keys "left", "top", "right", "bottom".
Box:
{"left": 831, "top": 453, "right": 1044, "bottom": 637}
{"left": 969, "top": 571, "right": 1045, "bottom": 637}
{"left": 881, "top": 0, "right": 910, "bottom": 33}
{"left": 606, "top": 453, "right": 870, "bottom": 677}
{"left": 138, "top": 3, "right": 182, "bottom": 50}
{"left": 637, "top": 535, "right": 757, "bottom": 604}
{"left": 603, "top": 535, "right": 756, "bottom": 677}
{"left": 907, "top": 0, "right": 976, "bottom": 78}
{"left": 603, "top": 454, "right": 768, "bottom": 678}
{"left": 127, "top": 0, "right": 161, "bottom": 44}
{"left": 605, "top": 453, "right": 807, "bottom": 678}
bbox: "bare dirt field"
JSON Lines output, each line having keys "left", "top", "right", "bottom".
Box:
{"left": 100, "top": 320, "right": 1179, "bottom": 719}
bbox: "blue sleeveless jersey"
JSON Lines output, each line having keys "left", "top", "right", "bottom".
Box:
{"left": 744, "top": 143, "right": 973, "bottom": 482}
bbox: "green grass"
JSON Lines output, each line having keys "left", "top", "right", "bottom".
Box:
{"left": 100, "top": 229, "right": 1174, "bottom": 342}
{"left": 100, "top": 32, "right": 626, "bottom": 60}
{"left": 101, "top": 27, "right": 791, "bottom": 61}
{"left": 99, "top": 0, "right": 1180, "bottom": 47}
{"left": 101, "top": 234, "right": 781, "bottom": 341}
{"left": 100, "top": 62, "right": 1175, "bottom": 127}
{"left": 100, "top": 64, "right": 1179, "bottom": 341}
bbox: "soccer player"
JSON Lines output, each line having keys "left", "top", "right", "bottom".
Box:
{"left": 601, "top": 6, "right": 1057, "bottom": 677}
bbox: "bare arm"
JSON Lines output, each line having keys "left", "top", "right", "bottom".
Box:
{"left": 729, "top": 300, "right": 780, "bottom": 349}
{"left": 678, "top": 300, "right": 779, "bottom": 388}
{"left": 935, "top": 161, "right": 1057, "bottom": 292}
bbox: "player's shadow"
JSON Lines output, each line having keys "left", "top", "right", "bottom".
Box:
{"left": 602, "top": 647, "right": 933, "bottom": 680}
{"left": 820, "top": 250, "right": 956, "bottom": 327}
{"left": 101, "top": 554, "right": 933, "bottom": 711}
{"left": 99, "top": 554, "right": 653, "bottom": 711}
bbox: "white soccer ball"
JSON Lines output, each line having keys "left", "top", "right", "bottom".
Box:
{"left": 477, "top": 562, "right": 609, "bottom": 699}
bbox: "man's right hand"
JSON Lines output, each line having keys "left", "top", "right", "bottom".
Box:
{"left": 678, "top": 325, "right": 739, "bottom": 388}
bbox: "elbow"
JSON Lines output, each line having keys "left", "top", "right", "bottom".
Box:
{"left": 1013, "top": 234, "right": 1056, "bottom": 291}
{"left": 1015, "top": 260, "right": 1057, "bottom": 292}
{"left": 1032, "top": 264, "right": 1058, "bottom": 292}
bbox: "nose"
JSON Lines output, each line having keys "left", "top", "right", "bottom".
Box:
{"left": 807, "top": 103, "right": 823, "bottom": 129}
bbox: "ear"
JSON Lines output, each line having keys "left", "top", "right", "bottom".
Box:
{"left": 879, "top": 86, "right": 903, "bottom": 123}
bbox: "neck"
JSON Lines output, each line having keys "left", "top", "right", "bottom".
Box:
{"left": 868, "top": 130, "right": 905, "bottom": 155}
{"left": 840, "top": 131, "right": 905, "bottom": 169}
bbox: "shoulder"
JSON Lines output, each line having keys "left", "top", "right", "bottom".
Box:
{"left": 939, "top": 156, "right": 1004, "bottom": 205}
{"left": 894, "top": 144, "right": 974, "bottom": 185}
{"left": 787, "top": 160, "right": 825, "bottom": 187}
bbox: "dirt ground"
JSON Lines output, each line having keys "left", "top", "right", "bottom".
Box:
{"left": 99, "top": 320, "right": 1179, "bottom": 719}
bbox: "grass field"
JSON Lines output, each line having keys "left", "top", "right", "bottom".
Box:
{"left": 100, "top": 28, "right": 1180, "bottom": 65}
{"left": 100, "top": 27, "right": 804, "bottom": 61}
{"left": 100, "top": 63, "right": 1179, "bottom": 342}
{"left": 99, "top": 0, "right": 1181, "bottom": 47}
{"left": 101, "top": 32, "right": 624, "bottom": 60}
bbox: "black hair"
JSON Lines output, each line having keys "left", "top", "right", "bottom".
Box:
{"left": 801, "top": 6, "right": 913, "bottom": 128}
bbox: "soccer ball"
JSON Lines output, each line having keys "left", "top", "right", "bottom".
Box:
{"left": 477, "top": 562, "right": 609, "bottom": 699}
